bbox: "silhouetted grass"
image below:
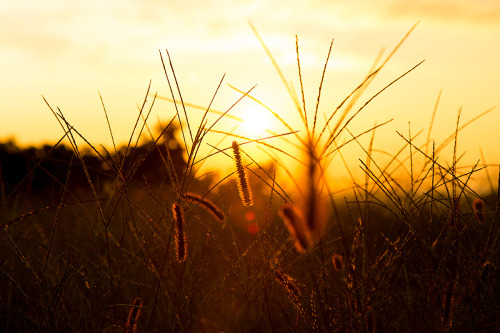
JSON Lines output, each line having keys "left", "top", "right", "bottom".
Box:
{"left": 0, "top": 24, "right": 498, "bottom": 332}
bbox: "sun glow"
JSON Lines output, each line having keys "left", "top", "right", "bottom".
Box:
{"left": 240, "top": 106, "right": 272, "bottom": 138}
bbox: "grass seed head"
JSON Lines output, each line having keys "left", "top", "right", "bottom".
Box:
{"left": 232, "top": 141, "right": 253, "bottom": 207}
{"left": 275, "top": 269, "right": 301, "bottom": 297}
{"left": 332, "top": 254, "right": 345, "bottom": 271}
{"left": 302, "top": 141, "right": 327, "bottom": 240}
{"left": 278, "top": 203, "right": 313, "bottom": 253}
{"left": 172, "top": 203, "right": 187, "bottom": 262}
{"left": 182, "top": 192, "right": 225, "bottom": 222}
{"left": 125, "top": 297, "right": 143, "bottom": 333}
{"left": 274, "top": 268, "right": 307, "bottom": 321}
{"left": 472, "top": 198, "right": 485, "bottom": 224}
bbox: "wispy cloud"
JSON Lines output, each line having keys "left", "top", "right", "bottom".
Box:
{"left": 381, "top": 0, "right": 500, "bottom": 26}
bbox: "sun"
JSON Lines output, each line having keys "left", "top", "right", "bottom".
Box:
{"left": 240, "top": 106, "right": 271, "bottom": 137}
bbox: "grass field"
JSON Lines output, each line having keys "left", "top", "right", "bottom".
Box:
{"left": 1, "top": 26, "right": 499, "bottom": 332}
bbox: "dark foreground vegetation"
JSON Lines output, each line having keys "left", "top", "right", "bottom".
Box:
{"left": 1, "top": 132, "right": 499, "bottom": 332}
{"left": 1, "top": 25, "right": 499, "bottom": 332}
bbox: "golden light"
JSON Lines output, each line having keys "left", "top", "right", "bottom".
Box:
{"left": 240, "top": 106, "right": 272, "bottom": 137}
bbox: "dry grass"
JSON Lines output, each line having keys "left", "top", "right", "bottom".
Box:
{"left": 0, "top": 24, "right": 498, "bottom": 332}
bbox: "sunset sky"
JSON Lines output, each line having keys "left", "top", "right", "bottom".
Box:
{"left": 1, "top": 0, "right": 499, "bottom": 184}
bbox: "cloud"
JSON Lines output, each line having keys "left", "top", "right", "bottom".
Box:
{"left": 381, "top": 0, "right": 500, "bottom": 26}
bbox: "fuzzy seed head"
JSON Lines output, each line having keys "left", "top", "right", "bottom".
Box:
{"left": 278, "top": 204, "right": 312, "bottom": 253}
{"left": 125, "top": 297, "right": 143, "bottom": 333}
{"left": 472, "top": 198, "right": 485, "bottom": 224}
{"left": 232, "top": 141, "right": 253, "bottom": 207}
{"left": 172, "top": 203, "right": 187, "bottom": 262}
{"left": 275, "top": 269, "right": 301, "bottom": 298}
{"left": 274, "top": 269, "right": 306, "bottom": 319}
{"left": 332, "top": 254, "right": 345, "bottom": 271}
{"left": 183, "top": 192, "right": 225, "bottom": 222}
{"left": 310, "top": 290, "right": 318, "bottom": 330}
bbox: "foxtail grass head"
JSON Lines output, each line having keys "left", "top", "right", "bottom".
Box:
{"left": 274, "top": 268, "right": 306, "bottom": 320}
{"left": 332, "top": 254, "right": 345, "bottom": 271}
{"left": 182, "top": 192, "right": 225, "bottom": 222}
{"left": 472, "top": 198, "right": 485, "bottom": 224}
{"left": 232, "top": 141, "right": 253, "bottom": 207}
{"left": 125, "top": 297, "right": 143, "bottom": 333}
{"left": 274, "top": 269, "right": 301, "bottom": 297}
{"left": 278, "top": 203, "right": 313, "bottom": 253}
{"left": 172, "top": 203, "right": 187, "bottom": 262}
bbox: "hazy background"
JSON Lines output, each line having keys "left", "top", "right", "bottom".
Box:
{"left": 1, "top": 0, "right": 499, "bottom": 185}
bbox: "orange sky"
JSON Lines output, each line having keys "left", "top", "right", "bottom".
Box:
{"left": 1, "top": 0, "right": 499, "bottom": 187}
